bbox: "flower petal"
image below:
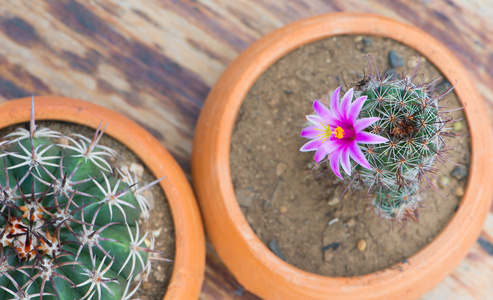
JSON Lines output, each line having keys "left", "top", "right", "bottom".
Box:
{"left": 330, "top": 149, "right": 342, "bottom": 179}
{"left": 340, "top": 148, "right": 351, "bottom": 176}
{"left": 314, "top": 140, "right": 344, "bottom": 163}
{"left": 313, "top": 100, "right": 340, "bottom": 124}
{"left": 300, "top": 126, "right": 320, "bottom": 139}
{"left": 300, "top": 139, "right": 323, "bottom": 152}
{"left": 355, "top": 131, "right": 389, "bottom": 144}
{"left": 354, "top": 117, "right": 380, "bottom": 132}
{"left": 306, "top": 115, "right": 325, "bottom": 126}
{"left": 348, "top": 95, "right": 367, "bottom": 122}
{"left": 347, "top": 142, "right": 372, "bottom": 170}
{"left": 340, "top": 88, "right": 354, "bottom": 120}
{"left": 330, "top": 86, "right": 341, "bottom": 115}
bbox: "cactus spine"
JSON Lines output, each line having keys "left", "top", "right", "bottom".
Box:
{"left": 0, "top": 99, "right": 165, "bottom": 300}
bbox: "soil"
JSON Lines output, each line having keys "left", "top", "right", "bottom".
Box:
{"left": 0, "top": 121, "right": 175, "bottom": 299}
{"left": 230, "top": 35, "right": 470, "bottom": 277}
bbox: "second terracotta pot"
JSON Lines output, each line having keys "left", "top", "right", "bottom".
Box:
{"left": 0, "top": 97, "right": 205, "bottom": 300}
{"left": 192, "top": 12, "right": 493, "bottom": 299}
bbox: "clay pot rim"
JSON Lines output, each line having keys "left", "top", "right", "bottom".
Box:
{"left": 192, "top": 12, "right": 493, "bottom": 299}
{"left": 0, "top": 97, "right": 205, "bottom": 300}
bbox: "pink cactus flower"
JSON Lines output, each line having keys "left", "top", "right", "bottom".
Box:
{"left": 300, "top": 87, "right": 388, "bottom": 179}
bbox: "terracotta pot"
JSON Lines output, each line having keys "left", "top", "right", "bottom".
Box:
{"left": 191, "top": 12, "right": 493, "bottom": 299}
{"left": 0, "top": 97, "right": 205, "bottom": 300}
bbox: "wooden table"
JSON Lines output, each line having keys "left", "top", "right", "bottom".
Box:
{"left": 0, "top": 1, "right": 491, "bottom": 299}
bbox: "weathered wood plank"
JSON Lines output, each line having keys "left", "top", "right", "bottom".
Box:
{"left": 0, "top": 0, "right": 491, "bottom": 299}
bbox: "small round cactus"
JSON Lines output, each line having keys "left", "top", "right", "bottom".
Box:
{"left": 0, "top": 99, "right": 166, "bottom": 299}
{"left": 300, "top": 60, "right": 456, "bottom": 223}
{"left": 354, "top": 64, "right": 453, "bottom": 221}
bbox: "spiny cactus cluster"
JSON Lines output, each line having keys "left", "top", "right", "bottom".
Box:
{"left": 352, "top": 63, "right": 455, "bottom": 222}
{"left": 301, "top": 58, "right": 457, "bottom": 223}
{"left": 0, "top": 100, "right": 166, "bottom": 299}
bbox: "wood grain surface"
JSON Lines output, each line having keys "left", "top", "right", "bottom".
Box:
{"left": 0, "top": 1, "right": 491, "bottom": 299}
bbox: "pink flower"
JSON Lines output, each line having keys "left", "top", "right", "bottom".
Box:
{"left": 300, "top": 87, "right": 388, "bottom": 179}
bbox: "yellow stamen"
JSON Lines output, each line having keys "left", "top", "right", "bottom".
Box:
{"left": 314, "top": 123, "right": 332, "bottom": 143}
{"left": 334, "top": 126, "right": 345, "bottom": 139}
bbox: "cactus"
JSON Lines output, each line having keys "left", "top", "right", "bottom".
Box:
{"left": 0, "top": 99, "right": 166, "bottom": 299}
{"left": 300, "top": 60, "right": 455, "bottom": 223}
{"left": 354, "top": 62, "right": 454, "bottom": 222}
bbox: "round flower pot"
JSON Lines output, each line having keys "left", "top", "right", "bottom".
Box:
{"left": 0, "top": 97, "right": 205, "bottom": 300}
{"left": 191, "top": 12, "right": 493, "bottom": 299}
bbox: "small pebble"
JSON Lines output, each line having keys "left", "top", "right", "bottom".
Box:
{"left": 321, "top": 242, "right": 340, "bottom": 252}
{"left": 268, "top": 239, "right": 286, "bottom": 261}
{"left": 279, "top": 205, "right": 287, "bottom": 213}
{"left": 152, "top": 228, "right": 162, "bottom": 237}
{"left": 58, "top": 137, "right": 69, "bottom": 146}
{"left": 328, "top": 218, "right": 339, "bottom": 226}
{"left": 143, "top": 282, "right": 152, "bottom": 289}
{"left": 357, "top": 239, "right": 367, "bottom": 251}
{"left": 439, "top": 176, "right": 450, "bottom": 186}
{"left": 326, "top": 58, "right": 331, "bottom": 63}
{"left": 453, "top": 122, "right": 463, "bottom": 131}
{"left": 154, "top": 270, "right": 165, "bottom": 281}
{"left": 451, "top": 165, "right": 468, "bottom": 180}
{"left": 436, "top": 79, "right": 452, "bottom": 92}
{"left": 345, "top": 218, "right": 357, "bottom": 228}
{"left": 363, "top": 38, "right": 373, "bottom": 46}
{"left": 322, "top": 244, "right": 339, "bottom": 262}
{"left": 455, "top": 186, "right": 464, "bottom": 197}
{"left": 328, "top": 197, "right": 339, "bottom": 206}
{"left": 354, "top": 36, "right": 363, "bottom": 42}
{"left": 324, "top": 250, "right": 334, "bottom": 262}
{"left": 130, "top": 162, "right": 144, "bottom": 177}
{"left": 407, "top": 57, "right": 418, "bottom": 68}
{"left": 389, "top": 50, "right": 404, "bottom": 68}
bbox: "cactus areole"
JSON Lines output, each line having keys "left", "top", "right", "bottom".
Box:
{"left": 0, "top": 99, "right": 166, "bottom": 299}
{"left": 301, "top": 61, "right": 456, "bottom": 223}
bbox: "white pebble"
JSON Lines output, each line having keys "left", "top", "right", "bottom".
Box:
{"left": 328, "top": 218, "right": 339, "bottom": 226}
{"left": 328, "top": 197, "right": 339, "bottom": 206}
{"left": 130, "top": 162, "right": 144, "bottom": 177}
{"left": 454, "top": 122, "right": 463, "bottom": 131}
{"left": 439, "top": 176, "right": 450, "bottom": 186}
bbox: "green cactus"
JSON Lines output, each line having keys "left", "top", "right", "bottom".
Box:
{"left": 0, "top": 99, "right": 166, "bottom": 299}
{"left": 353, "top": 63, "right": 454, "bottom": 222}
